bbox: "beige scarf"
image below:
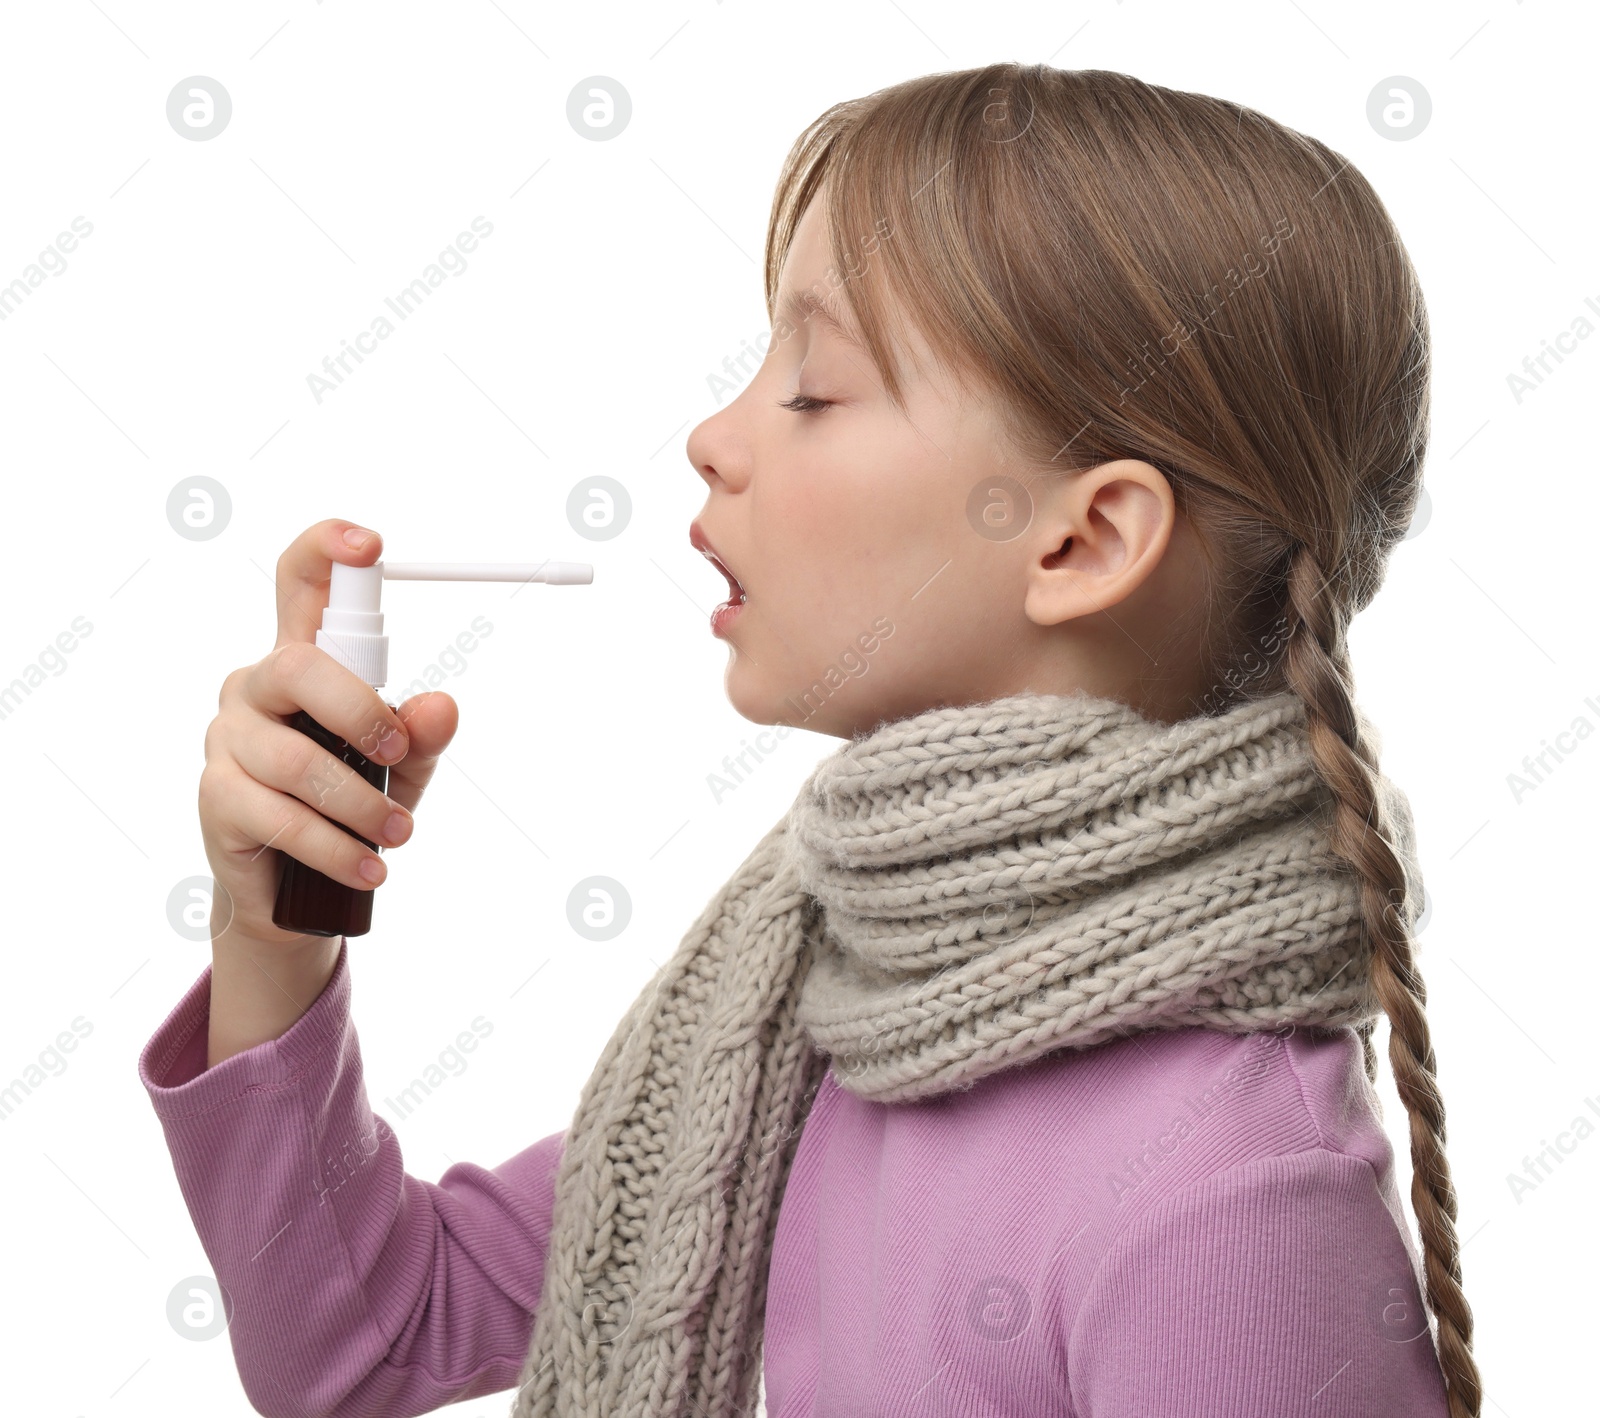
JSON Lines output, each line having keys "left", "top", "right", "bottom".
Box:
{"left": 508, "top": 688, "right": 1421, "bottom": 1417}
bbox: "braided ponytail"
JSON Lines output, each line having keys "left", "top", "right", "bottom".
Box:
{"left": 1282, "top": 545, "right": 1482, "bottom": 1418}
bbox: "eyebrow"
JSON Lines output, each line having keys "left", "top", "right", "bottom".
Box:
{"left": 777, "top": 287, "right": 866, "bottom": 351}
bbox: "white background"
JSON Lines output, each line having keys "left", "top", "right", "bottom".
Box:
{"left": 0, "top": 1, "right": 1592, "bottom": 1414}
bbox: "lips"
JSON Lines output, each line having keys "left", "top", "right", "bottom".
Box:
{"left": 689, "top": 521, "right": 747, "bottom": 605}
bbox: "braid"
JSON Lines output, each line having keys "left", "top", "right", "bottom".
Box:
{"left": 1282, "top": 546, "right": 1482, "bottom": 1418}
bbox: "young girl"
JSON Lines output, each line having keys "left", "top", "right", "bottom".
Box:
{"left": 139, "top": 62, "right": 1481, "bottom": 1418}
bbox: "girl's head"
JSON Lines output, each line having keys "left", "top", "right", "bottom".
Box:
{"left": 689, "top": 62, "right": 1424, "bottom": 740}
{"left": 689, "top": 61, "right": 1479, "bottom": 1417}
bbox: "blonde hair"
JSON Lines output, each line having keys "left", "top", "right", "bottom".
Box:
{"left": 764, "top": 61, "right": 1480, "bottom": 1416}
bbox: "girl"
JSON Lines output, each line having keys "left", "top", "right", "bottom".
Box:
{"left": 140, "top": 62, "right": 1481, "bottom": 1417}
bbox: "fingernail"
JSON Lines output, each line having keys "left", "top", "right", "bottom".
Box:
{"left": 376, "top": 729, "right": 407, "bottom": 761}
{"left": 344, "top": 526, "right": 376, "bottom": 548}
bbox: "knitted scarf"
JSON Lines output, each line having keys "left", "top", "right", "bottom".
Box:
{"left": 508, "top": 687, "right": 1422, "bottom": 1417}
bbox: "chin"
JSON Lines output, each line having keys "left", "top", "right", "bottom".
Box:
{"left": 721, "top": 659, "right": 783, "bottom": 728}
{"left": 716, "top": 662, "right": 819, "bottom": 739}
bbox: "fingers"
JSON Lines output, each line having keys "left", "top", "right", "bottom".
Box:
{"left": 235, "top": 640, "right": 410, "bottom": 767}
{"left": 200, "top": 761, "right": 393, "bottom": 891}
{"left": 384, "top": 691, "right": 460, "bottom": 817}
{"left": 226, "top": 718, "right": 414, "bottom": 852}
{"left": 272, "top": 519, "right": 383, "bottom": 650}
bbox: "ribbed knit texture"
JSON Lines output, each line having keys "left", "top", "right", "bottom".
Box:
{"left": 510, "top": 687, "right": 1424, "bottom": 1417}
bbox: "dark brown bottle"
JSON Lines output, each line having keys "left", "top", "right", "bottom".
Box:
{"left": 272, "top": 706, "right": 393, "bottom": 938}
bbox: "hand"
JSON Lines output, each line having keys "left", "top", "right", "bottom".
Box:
{"left": 197, "top": 519, "right": 460, "bottom": 954}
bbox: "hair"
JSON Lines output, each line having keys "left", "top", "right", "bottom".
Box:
{"left": 762, "top": 62, "right": 1479, "bottom": 1416}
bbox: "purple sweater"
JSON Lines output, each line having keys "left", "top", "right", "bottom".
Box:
{"left": 138, "top": 940, "right": 1450, "bottom": 1417}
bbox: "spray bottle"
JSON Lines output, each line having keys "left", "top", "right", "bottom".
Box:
{"left": 272, "top": 557, "right": 593, "bottom": 939}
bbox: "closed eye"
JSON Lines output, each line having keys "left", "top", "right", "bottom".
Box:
{"left": 777, "top": 393, "right": 832, "bottom": 414}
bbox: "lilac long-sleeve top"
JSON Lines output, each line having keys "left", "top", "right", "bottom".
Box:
{"left": 137, "top": 940, "right": 1450, "bottom": 1417}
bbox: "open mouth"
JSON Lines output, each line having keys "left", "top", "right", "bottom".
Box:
{"left": 690, "top": 522, "right": 747, "bottom": 606}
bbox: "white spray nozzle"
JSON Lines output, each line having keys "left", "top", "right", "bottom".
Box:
{"left": 382, "top": 561, "right": 594, "bottom": 585}
{"left": 318, "top": 558, "right": 593, "bottom": 689}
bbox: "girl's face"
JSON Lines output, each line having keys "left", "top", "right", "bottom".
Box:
{"left": 686, "top": 195, "right": 1194, "bottom": 739}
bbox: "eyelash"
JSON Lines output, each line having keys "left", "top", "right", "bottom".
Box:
{"left": 777, "top": 393, "right": 832, "bottom": 414}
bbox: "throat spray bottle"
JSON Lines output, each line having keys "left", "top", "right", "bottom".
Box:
{"left": 272, "top": 557, "right": 592, "bottom": 939}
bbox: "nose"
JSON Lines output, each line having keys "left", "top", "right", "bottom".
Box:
{"left": 686, "top": 399, "right": 752, "bottom": 495}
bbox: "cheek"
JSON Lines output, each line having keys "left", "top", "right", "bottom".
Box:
{"left": 752, "top": 388, "right": 979, "bottom": 639}
{"left": 760, "top": 459, "right": 936, "bottom": 620}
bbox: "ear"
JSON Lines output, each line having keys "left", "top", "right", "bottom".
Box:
{"left": 1022, "top": 460, "right": 1176, "bottom": 628}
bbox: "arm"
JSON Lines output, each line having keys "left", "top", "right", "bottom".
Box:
{"left": 1065, "top": 1149, "right": 1451, "bottom": 1418}
{"left": 138, "top": 940, "right": 565, "bottom": 1418}
{"left": 207, "top": 934, "right": 343, "bottom": 1068}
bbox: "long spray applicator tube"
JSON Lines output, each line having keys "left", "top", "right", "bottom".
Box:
{"left": 272, "top": 558, "right": 592, "bottom": 939}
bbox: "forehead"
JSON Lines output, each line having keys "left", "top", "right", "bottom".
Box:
{"left": 772, "top": 196, "right": 961, "bottom": 402}
{"left": 773, "top": 200, "right": 861, "bottom": 334}
{"left": 776, "top": 285, "right": 858, "bottom": 344}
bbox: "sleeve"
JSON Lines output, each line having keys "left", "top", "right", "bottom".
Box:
{"left": 137, "top": 939, "right": 567, "bottom": 1418}
{"left": 1065, "top": 1149, "right": 1452, "bottom": 1418}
